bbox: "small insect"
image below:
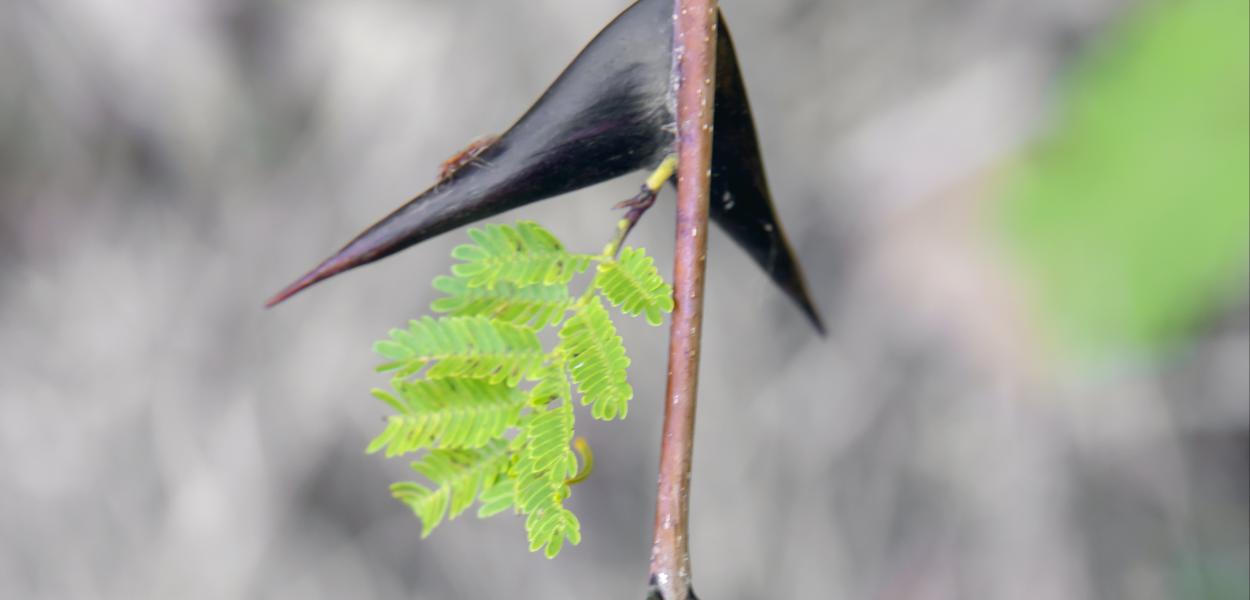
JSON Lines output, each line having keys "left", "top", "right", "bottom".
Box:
{"left": 438, "top": 134, "right": 499, "bottom": 182}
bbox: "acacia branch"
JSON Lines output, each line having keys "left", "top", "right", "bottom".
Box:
{"left": 648, "top": 1, "right": 717, "bottom": 599}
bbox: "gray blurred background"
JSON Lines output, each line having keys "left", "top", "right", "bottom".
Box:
{"left": 1, "top": 0, "right": 1246, "bottom": 598}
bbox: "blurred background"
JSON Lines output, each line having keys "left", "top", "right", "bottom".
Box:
{"left": 1, "top": 0, "right": 1245, "bottom": 598}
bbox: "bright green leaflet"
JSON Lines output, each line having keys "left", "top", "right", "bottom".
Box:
{"left": 368, "top": 221, "right": 674, "bottom": 558}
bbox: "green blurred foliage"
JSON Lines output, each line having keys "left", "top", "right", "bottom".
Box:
{"left": 1171, "top": 551, "right": 1250, "bottom": 600}
{"left": 1002, "top": 0, "right": 1249, "bottom": 361}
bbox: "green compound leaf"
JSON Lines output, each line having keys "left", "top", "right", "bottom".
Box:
{"left": 431, "top": 275, "right": 573, "bottom": 329}
{"left": 367, "top": 379, "right": 526, "bottom": 456}
{"left": 514, "top": 400, "right": 577, "bottom": 482}
{"left": 596, "top": 247, "right": 674, "bottom": 326}
{"left": 449, "top": 222, "right": 591, "bottom": 289}
{"left": 523, "top": 490, "right": 581, "bottom": 558}
{"left": 476, "top": 476, "right": 515, "bottom": 518}
{"left": 528, "top": 357, "right": 571, "bottom": 407}
{"left": 510, "top": 400, "right": 580, "bottom": 558}
{"left": 560, "top": 299, "right": 632, "bottom": 420}
{"left": 392, "top": 441, "right": 511, "bottom": 537}
{"left": 374, "top": 316, "right": 545, "bottom": 386}
{"left": 370, "top": 220, "right": 672, "bottom": 558}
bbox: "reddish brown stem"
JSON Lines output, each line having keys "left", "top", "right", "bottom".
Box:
{"left": 648, "top": 1, "right": 717, "bottom": 599}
